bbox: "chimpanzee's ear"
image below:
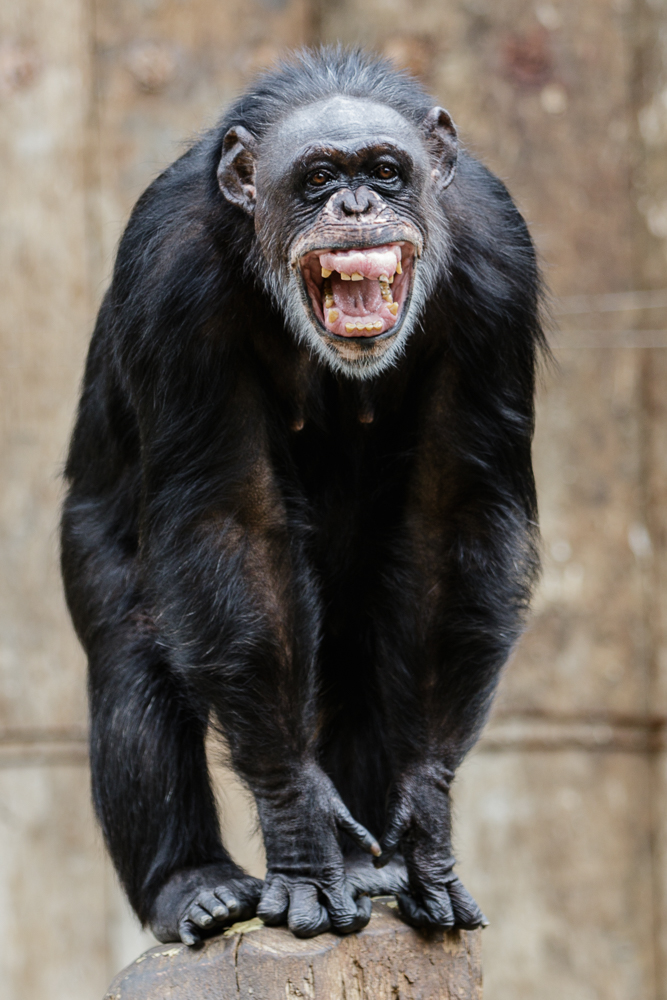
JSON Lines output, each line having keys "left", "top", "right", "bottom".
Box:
{"left": 421, "top": 107, "right": 458, "bottom": 190}
{"left": 218, "top": 126, "right": 258, "bottom": 215}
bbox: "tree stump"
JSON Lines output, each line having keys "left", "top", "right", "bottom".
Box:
{"left": 104, "top": 899, "right": 482, "bottom": 1000}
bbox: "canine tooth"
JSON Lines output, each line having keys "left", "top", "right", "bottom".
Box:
{"left": 374, "top": 321, "right": 383, "bottom": 330}
{"left": 345, "top": 322, "right": 356, "bottom": 332}
{"left": 321, "top": 267, "right": 332, "bottom": 278}
{"left": 328, "top": 309, "right": 339, "bottom": 323}
{"left": 340, "top": 272, "right": 351, "bottom": 280}
{"left": 351, "top": 272, "right": 363, "bottom": 281}
{"left": 396, "top": 261, "right": 402, "bottom": 274}
{"left": 388, "top": 302, "right": 399, "bottom": 316}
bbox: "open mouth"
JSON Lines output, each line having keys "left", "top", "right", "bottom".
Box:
{"left": 299, "top": 243, "right": 415, "bottom": 339}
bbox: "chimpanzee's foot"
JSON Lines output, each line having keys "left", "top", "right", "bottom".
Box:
{"left": 149, "top": 863, "right": 263, "bottom": 945}
{"left": 396, "top": 875, "right": 487, "bottom": 930}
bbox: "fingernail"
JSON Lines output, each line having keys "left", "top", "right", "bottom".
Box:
{"left": 371, "top": 842, "right": 382, "bottom": 857}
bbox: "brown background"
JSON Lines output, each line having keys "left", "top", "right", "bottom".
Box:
{"left": 2, "top": 0, "right": 667, "bottom": 997}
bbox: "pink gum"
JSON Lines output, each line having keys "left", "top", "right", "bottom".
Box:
{"left": 319, "top": 244, "right": 401, "bottom": 280}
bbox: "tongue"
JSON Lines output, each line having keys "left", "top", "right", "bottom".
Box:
{"left": 331, "top": 273, "right": 383, "bottom": 314}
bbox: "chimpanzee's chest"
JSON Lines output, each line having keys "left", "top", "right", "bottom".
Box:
{"left": 279, "top": 406, "right": 416, "bottom": 585}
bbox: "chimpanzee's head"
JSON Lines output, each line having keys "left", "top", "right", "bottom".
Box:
{"left": 218, "top": 50, "right": 458, "bottom": 378}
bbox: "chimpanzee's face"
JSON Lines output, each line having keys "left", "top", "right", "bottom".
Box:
{"left": 218, "top": 96, "right": 457, "bottom": 378}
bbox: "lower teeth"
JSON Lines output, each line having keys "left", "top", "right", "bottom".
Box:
{"left": 322, "top": 271, "right": 397, "bottom": 332}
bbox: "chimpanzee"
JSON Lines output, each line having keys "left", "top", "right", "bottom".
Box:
{"left": 61, "top": 47, "right": 544, "bottom": 944}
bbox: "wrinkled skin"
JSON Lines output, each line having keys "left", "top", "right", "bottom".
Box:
{"left": 150, "top": 864, "right": 263, "bottom": 945}
{"left": 255, "top": 765, "right": 380, "bottom": 936}
{"left": 60, "top": 49, "right": 542, "bottom": 945}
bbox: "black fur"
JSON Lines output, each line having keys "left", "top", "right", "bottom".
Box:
{"left": 61, "top": 47, "right": 544, "bottom": 943}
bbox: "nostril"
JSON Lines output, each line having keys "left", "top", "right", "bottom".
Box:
{"left": 341, "top": 194, "right": 360, "bottom": 216}
{"left": 340, "top": 188, "right": 374, "bottom": 216}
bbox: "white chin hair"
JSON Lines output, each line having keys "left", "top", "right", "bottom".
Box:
{"left": 265, "top": 269, "right": 426, "bottom": 380}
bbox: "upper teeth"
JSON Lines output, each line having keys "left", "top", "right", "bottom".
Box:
{"left": 321, "top": 266, "right": 400, "bottom": 280}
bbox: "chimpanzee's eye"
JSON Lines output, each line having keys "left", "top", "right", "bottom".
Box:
{"left": 308, "top": 170, "right": 333, "bottom": 187}
{"left": 373, "top": 164, "right": 398, "bottom": 181}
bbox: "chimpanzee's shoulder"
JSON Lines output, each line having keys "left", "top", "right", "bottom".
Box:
{"left": 446, "top": 151, "right": 531, "bottom": 240}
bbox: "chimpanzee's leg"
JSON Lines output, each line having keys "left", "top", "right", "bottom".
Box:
{"left": 62, "top": 495, "right": 261, "bottom": 944}
{"left": 90, "top": 629, "right": 262, "bottom": 943}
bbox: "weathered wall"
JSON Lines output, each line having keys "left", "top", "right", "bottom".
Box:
{"left": 1, "top": 1, "right": 666, "bottom": 997}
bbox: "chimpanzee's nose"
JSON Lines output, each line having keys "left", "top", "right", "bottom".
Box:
{"left": 340, "top": 186, "right": 374, "bottom": 216}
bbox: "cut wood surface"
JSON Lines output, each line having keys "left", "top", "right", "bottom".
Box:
{"left": 103, "top": 899, "right": 482, "bottom": 1000}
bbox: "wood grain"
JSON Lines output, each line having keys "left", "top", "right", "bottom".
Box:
{"left": 104, "top": 900, "right": 483, "bottom": 1000}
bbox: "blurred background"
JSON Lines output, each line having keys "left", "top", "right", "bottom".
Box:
{"left": 1, "top": 0, "right": 667, "bottom": 997}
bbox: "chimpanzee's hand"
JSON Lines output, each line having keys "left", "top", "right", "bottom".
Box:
{"left": 149, "top": 862, "right": 263, "bottom": 945}
{"left": 374, "top": 764, "right": 487, "bottom": 930}
{"left": 256, "top": 764, "right": 380, "bottom": 938}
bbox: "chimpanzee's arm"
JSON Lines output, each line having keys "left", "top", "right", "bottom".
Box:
{"left": 138, "top": 387, "right": 379, "bottom": 938}
{"left": 373, "top": 317, "right": 541, "bottom": 930}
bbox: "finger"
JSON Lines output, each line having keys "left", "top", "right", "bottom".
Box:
{"left": 396, "top": 891, "right": 433, "bottom": 928}
{"left": 287, "top": 882, "right": 331, "bottom": 938}
{"left": 178, "top": 917, "right": 201, "bottom": 946}
{"left": 189, "top": 903, "right": 214, "bottom": 929}
{"left": 213, "top": 885, "right": 241, "bottom": 917}
{"left": 198, "top": 890, "right": 229, "bottom": 921}
{"left": 447, "top": 878, "right": 488, "bottom": 929}
{"left": 375, "top": 809, "right": 409, "bottom": 869}
{"left": 257, "top": 876, "right": 289, "bottom": 926}
{"left": 354, "top": 893, "right": 372, "bottom": 927}
{"left": 333, "top": 798, "right": 381, "bottom": 858}
{"left": 421, "top": 886, "right": 456, "bottom": 928}
{"left": 323, "top": 881, "right": 372, "bottom": 934}
{"left": 398, "top": 887, "right": 456, "bottom": 929}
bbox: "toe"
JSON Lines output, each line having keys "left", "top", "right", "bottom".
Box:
{"left": 213, "top": 885, "right": 241, "bottom": 917}
{"left": 189, "top": 903, "right": 214, "bottom": 928}
{"left": 178, "top": 917, "right": 200, "bottom": 946}
{"left": 198, "top": 890, "right": 229, "bottom": 921}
